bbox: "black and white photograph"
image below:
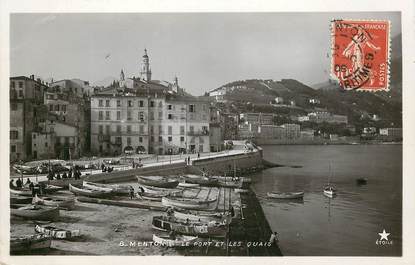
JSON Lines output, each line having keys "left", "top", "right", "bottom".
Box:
{"left": 1, "top": 1, "right": 414, "bottom": 264}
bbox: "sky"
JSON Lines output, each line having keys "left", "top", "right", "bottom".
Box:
{"left": 10, "top": 12, "right": 401, "bottom": 95}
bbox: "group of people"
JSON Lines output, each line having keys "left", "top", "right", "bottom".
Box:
{"left": 101, "top": 164, "right": 114, "bottom": 172}
{"left": 10, "top": 177, "right": 46, "bottom": 197}
{"left": 132, "top": 158, "right": 143, "bottom": 169}
{"left": 47, "top": 167, "right": 82, "bottom": 180}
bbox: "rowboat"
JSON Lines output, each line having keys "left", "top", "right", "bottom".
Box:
{"left": 178, "top": 182, "right": 200, "bottom": 188}
{"left": 323, "top": 186, "right": 336, "bottom": 198}
{"left": 137, "top": 176, "right": 179, "bottom": 188}
{"left": 82, "top": 181, "right": 114, "bottom": 192}
{"left": 13, "top": 164, "right": 38, "bottom": 175}
{"left": 10, "top": 234, "right": 52, "bottom": 253}
{"left": 10, "top": 195, "right": 33, "bottom": 204}
{"left": 152, "top": 234, "right": 197, "bottom": 247}
{"left": 152, "top": 216, "right": 226, "bottom": 237}
{"left": 172, "top": 210, "right": 231, "bottom": 224}
{"left": 162, "top": 196, "right": 217, "bottom": 210}
{"left": 68, "top": 184, "right": 113, "bottom": 198}
{"left": 11, "top": 204, "right": 59, "bottom": 221}
{"left": 35, "top": 224, "right": 81, "bottom": 239}
{"left": 136, "top": 192, "right": 163, "bottom": 201}
{"left": 44, "top": 184, "right": 64, "bottom": 193}
{"left": 32, "top": 194, "right": 76, "bottom": 210}
{"left": 138, "top": 185, "right": 183, "bottom": 196}
{"left": 83, "top": 181, "right": 133, "bottom": 195}
{"left": 267, "top": 191, "right": 304, "bottom": 199}
{"left": 10, "top": 188, "right": 32, "bottom": 196}
{"left": 41, "top": 178, "right": 83, "bottom": 188}
{"left": 182, "top": 175, "right": 218, "bottom": 186}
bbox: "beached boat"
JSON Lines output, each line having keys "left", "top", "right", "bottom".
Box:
{"left": 11, "top": 204, "right": 59, "bottom": 221}
{"left": 267, "top": 191, "right": 304, "bottom": 199}
{"left": 138, "top": 185, "right": 183, "bottom": 196}
{"left": 182, "top": 175, "right": 218, "bottom": 186}
{"left": 152, "top": 216, "right": 226, "bottom": 237}
{"left": 32, "top": 194, "right": 75, "bottom": 210}
{"left": 152, "top": 234, "right": 197, "bottom": 247}
{"left": 41, "top": 178, "right": 84, "bottom": 188}
{"left": 172, "top": 210, "right": 231, "bottom": 224}
{"left": 12, "top": 164, "right": 38, "bottom": 175}
{"left": 178, "top": 181, "right": 200, "bottom": 188}
{"left": 10, "top": 234, "right": 52, "bottom": 253}
{"left": 136, "top": 192, "right": 163, "bottom": 201}
{"left": 35, "top": 224, "right": 81, "bottom": 239}
{"left": 10, "top": 195, "right": 33, "bottom": 204}
{"left": 162, "top": 196, "right": 217, "bottom": 210}
{"left": 68, "top": 184, "right": 113, "bottom": 198}
{"left": 356, "top": 177, "right": 368, "bottom": 185}
{"left": 10, "top": 188, "right": 32, "bottom": 196}
{"left": 137, "top": 176, "right": 179, "bottom": 188}
{"left": 83, "top": 181, "right": 133, "bottom": 195}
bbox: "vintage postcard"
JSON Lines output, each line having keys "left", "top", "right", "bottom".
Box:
{"left": 0, "top": 1, "right": 414, "bottom": 265}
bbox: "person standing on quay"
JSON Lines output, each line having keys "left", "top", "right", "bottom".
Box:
{"left": 129, "top": 186, "right": 135, "bottom": 200}
{"left": 197, "top": 152, "right": 200, "bottom": 159}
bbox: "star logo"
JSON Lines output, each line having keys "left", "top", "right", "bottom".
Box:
{"left": 378, "top": 229, "right": 390, "bottom": 240}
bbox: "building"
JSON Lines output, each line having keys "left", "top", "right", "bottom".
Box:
{"left": 274, "top": 97, "right": 284, "bottom": 104}
{"left": 257, "top": 125, "right": 285, "bottom": 140}
{"left": 282, "top": 123, "right": 301, "bottom": 140}
{"left": 308, "top": 112, "right": 348, "bottom": 124}
{"left": 239, "top": 112, "right": 274, "bottom": 125}
{"left": 90, "top": 49, "right": 210, "bottom": 156}
{"left": 209, "top": 106, "right": 224, "bottom": 152}
{"left": 300, "top": 129, "right": 315, "bottom": 140}
{"left": 379, "top": 128, "right": 402, "bottom": 141}
{"left": 50, "top": 78, "right": 93, "bottom": 97}
{"left": 223, "top": 114, "right": 239, "bottom": 140}
{"left": 10, "top": 76, "right": 49, "bottom": 162}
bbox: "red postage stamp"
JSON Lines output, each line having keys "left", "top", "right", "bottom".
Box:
{"left": 331, "top": 20, "right": 390, "bottom": 91}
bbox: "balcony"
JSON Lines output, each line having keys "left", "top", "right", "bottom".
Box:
{"left": 187, "top": 130, "right": 209, "bottom": 136}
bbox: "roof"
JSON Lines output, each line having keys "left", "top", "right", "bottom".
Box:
{"left": 10, "top": 76, "right": 49, "bottom": 87}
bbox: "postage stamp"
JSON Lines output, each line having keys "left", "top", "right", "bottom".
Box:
{"left": 331, "top": 20, "right": 390, "bottom": 91}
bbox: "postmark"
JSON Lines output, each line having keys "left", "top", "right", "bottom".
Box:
{"left": 331, "top": 19, "right": 390, "bottom": 91}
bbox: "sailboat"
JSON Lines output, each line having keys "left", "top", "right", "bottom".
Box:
{"left": 323, "top": 163, "right": 337, "bottom": 198}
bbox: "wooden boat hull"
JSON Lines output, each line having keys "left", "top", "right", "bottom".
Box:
{"left": 267, "top": 191, "right": 304, "bottom": 199}
{"left": 10, "top": 234, "right": 52, "bottom": 253}
{"left": 41, "top": 179, "right": 83, "bottom": 188}
{"left": 83, "top": 181, "right": 132, "bottom": 195}
{"left": 10, "top": 196, "right": 33, "bottom": 204}
{"left": 32, "top": 195, "right": 75, "bottom": 210}
{"left": 35, "top": 225, "right": 81, "bottom": 239}
{"left": 10, "top": 188, "right": 32, "bottom": 197}
{"left": 178, "top": 182, "right": 200, "bottom": 188}
{"left": 138, "top": 185, "right": 183, "bottom": 196}
{"left": 173, "top": 210, "right": 231, "bottom": 224}
{"left": 162, "top": 196, "right": 217, "bottom": 210}
{"left": 137, "top": 176, "right": 179, "bottom": 188}
{"left": 152, "top": 216, "right": 226, "bottom": 237}
{"left": 152, "top": 234, "right": 197, "bottom": 247}
{"left": 137, "top": 193, "right": 163, "bottom": 201}
{"left": 69, "top": 184, "right": 113, "bottom": 198}
{"left": 182, "top": 176, "right": 218, "bottom": 186}
{"left": 11, "top": 205, "right": 59, "bottom": 221}
{"left": 82, "top": 181, "right": 113, "bottom": 192}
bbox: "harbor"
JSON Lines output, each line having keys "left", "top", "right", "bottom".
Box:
{"left": 10, "top": 145, "right": 283, "bottom": 256}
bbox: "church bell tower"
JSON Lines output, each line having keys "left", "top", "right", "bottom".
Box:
{"left": 140, "top": 48, "right": 152, "bottom": 82}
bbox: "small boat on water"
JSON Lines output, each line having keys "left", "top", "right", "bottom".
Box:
{"left": 267, "top": 191, "right": 304, "bottom": 199}
{"left": 11, "top": 204, "right": 59, "bottom": 221}
{"left": 83, "top": 181, "right": 133, "bottom": 195}
{"left": 323, "top": 186, "right": 337, "bottom": 198}
{"left": 356, "top": 177, "right": 368, "bottom": 185}
{"left": 152, "top": 234, "right": 198, "bottom": 247}
{"left": 137, "top": 176, "right": 179, "bottom": 188}
{"left": 10, "top": 234, "right": 52, "bottom": 253}
{"left": 32, "top": 194, "right": 75, "bottom": 210}
{"left": 68, "top": 184, "right": 113, "bottom": 198}
{"left": 35, "top": 224, "right": 81, "bottom": 239}
{"left": 162, "top": 196, "right": 217, "bottom": 210}
{"left": 152, "top": 216, "right": 226, "bottom": 237}
{"left": 178, "top": 181, "right": 200, "bottom": 188}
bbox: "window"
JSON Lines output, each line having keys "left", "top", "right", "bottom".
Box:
{"left": 180, "top": 126, "right": 185, "bottom": 135}
{"left": 168, "top": 136, "right": 172, "bottom": 142}
{"left": 168, "top": 114, "right": 173, "bottom": 120}
{"left": 105, "top": 100, "right": 110, "bottom": 107}
{"left": 202, "top": 104, "right": 206, "bottom": 111}
{"left": 116, "top": 125, "right": 121, "bottom": 133}
{"left": 158, "top": 101, "right": 163, "bottom": 108}
{"left": 45, "top": 142, "right": 48, "bottom": 147}
{"left": 99, "top": 125, "right": 103, "bottom": 134}
{"left": 11, "top": 103, "right": 18, "bottom": 111}
{"left": 11, "top": 145, "right": 16, "bottom": 152}
{"left": 18, "top": 81, "right": 23, "bottom": 88}
{"left": 200, "top": 137, "right": 204, "bottom": 144}
{"left": 139, "top": 137, "right": 143, "bottom": 143}
{"left": 54, "top": 105, "right": 60, "bottom": 111}
{"left": 105, "top": 111, "right": 110, "bottom": 120}
{"left": 33, "top": 134, "right": 36, "bottom": 139}
{"left": 150, "top": 101, "right": 155, "bottom": 107}
{"left": 158, "top": 112, "right": 163, "bottom": 120}
{"left": 150, "top": 136, "right": 154, "bottom": 142}
{"left": 117, "top": 100, "right": 121, "bottom": 107}
{"left": 116, "top": 111, "right": 121, "bottom": 120}
{"left": 189, "top": 104, "right": 195, "bottom": 113}
{"left": 158, "top": 136, "right": 163, "bottom": 143}
{"left": 180, "top": 136, "right": 185, "bottom": 142}
{"left": 128, "top": 100, "right": 133, "bottom": 107}
{"left": 127, "top": 125, "right": 132, "bottom": 133}
{"left": 98, "top": 111, "right": 103, "bottom": 120}
{"left": 149, "top": 112, "right": 154, "bottom": 120}
{"left": 127, "top": 137, "right": 131, "bottom": 145}
{"left": 159, "top": 125, "right": 163, "bottom": 134}
{"left": 139, "top": 100, "right": 144, "bottom": 107}
{"left": 168, "top": 126, "right": 172, "bottom": 135}
{"left": 150, "top": 125, "right": 154, "bottom": 134}
{"left": 18, "top": 90, "right": 23, "bottom": 97}
{"left": 65, "top": 137, "right": 70, "bottom": 144}
{"left": 105, "top": 125, "right": 110, "bottom": 135}
{"left": 127, "top": 111, "right": 132, "bottom": 120}
{"left": 139, "top": 112, "right": 144, "bottom": 121}
{"left": 139, "top": 125, "right": 144, "bottom": 134}
{"left": 11, "top": 81, "right": 15, "bottom": 88}
{"left": 99, "top": 99, "right": 103, "bottom": 107}
{"left": 62, "top": 105, "right": 67, "bottom": 112}
{"left": 115, "top": 137, "right": 122, "bottom": 144}
{"left": 189, "top": 126, "right": 194, "bottom": 133}
{"left": 168, "top": 104, "right": 172, "bottom": 110}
